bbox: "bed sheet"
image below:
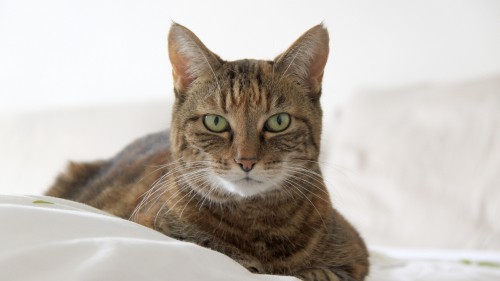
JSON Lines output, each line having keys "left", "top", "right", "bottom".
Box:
{"left": 1, "top": 195, "right": 499, "bottom": 281}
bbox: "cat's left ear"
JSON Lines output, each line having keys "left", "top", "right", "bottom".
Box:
{"left": 274, "top": 24, "right": 329, "bottom": 96}
{"left": 168, "top": 23, "right": 223, "bottom": 93}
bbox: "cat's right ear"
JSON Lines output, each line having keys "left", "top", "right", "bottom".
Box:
{"left": 168, "top": 23, "right": 223, "bottom": 93}
{"left": 274, "top": 24, "right": 329, "bottom": 97}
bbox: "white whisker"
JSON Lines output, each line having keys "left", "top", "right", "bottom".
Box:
{"left": 282, "top": 177, "right": 328, "bottom": 231}
{"left": 131, "top": 159, "right": 214, "bottom": 220}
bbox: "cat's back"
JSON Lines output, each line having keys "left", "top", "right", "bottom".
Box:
{"left": 46, "top": 130, "right": 171, "bottom": 218}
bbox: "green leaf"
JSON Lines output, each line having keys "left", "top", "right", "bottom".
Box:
{"left": 32, "top": 200, "right": 54, "bottom": 204}
{"left": 460, "top": 259, "right": 500, "bottom": 268}
{"left": 478, "top": 261, "right": 500, "bottom": 268}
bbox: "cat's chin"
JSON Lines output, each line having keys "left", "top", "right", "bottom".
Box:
{"left": 215, "top": 176, "right": 277, "bottom": 198}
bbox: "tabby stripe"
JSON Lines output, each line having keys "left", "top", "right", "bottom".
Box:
{"left": 265, "top": 88, "right": 272, "bottom": 113}
{"left": 194, "top": 132, "right": 219, "bottom": 138}
{"left": 199, "top": 142, "right": 216, "bottom": 150}
{"left": 239, "top": 60, "right": 249, "bottom": 74}
{"left": 275, "top": 95, "right": 287, "bottom": 109}
{"left": 203, "top": 207, "right": 248, "bottom": 234}
{"left": 226, "top": 70, "right": 235, "bottom": 112}
{"left": 324, "top": 268, "right": 335, "bottom": 281}
{"left": 231, "top": 74, "right": 239, "bottom": 107}
{"left": 263, "top": 195, "right": 319, "bottom": 259}
{"left": 252, "top": 79, "right": 261, "bottom": 105}
{"left": 256, "top": 67, "right": 263, "bottom": 95}
{"left": 252, "top": 65, "right": 261, "bottom": 106}
{"left": 295, "top": 116, "right": 319, "bottom": 150}
{"left": 219, "top": 90, "right": 228, "bottom": 114}
{"left": 277, "top": 196, "right": 308, "bottom": 227}
{"left": 226, "top": 86, "right": 233, "bottom": 110}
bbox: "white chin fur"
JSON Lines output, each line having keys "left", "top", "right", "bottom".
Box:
{"left": 216, "top": 177, "right": 276, "bottom": 197}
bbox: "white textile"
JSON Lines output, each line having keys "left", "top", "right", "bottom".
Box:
{"left": 1, "top": 195, "right": 500, "bottom": 281}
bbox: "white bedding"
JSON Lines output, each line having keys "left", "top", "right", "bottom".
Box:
{"left": 1, "top": 195, "right": 499, "bottom": 281}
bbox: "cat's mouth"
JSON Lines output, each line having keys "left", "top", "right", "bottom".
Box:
{"left": 237, "top": 176, "right": 263, "bottom": 184}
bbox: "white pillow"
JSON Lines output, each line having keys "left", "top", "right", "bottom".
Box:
{"left": 327, "top": 76, "right": 500, "bottom": 250}
{"left": 0, "top": 100, "right": 171, "bottom": 195}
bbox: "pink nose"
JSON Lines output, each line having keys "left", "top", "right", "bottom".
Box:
{"left": 234, "top": 158, "right": 257, "bottom": 172}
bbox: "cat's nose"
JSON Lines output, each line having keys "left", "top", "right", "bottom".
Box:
{"left": 234, "top": 158, "right": 257, "bottom": 172}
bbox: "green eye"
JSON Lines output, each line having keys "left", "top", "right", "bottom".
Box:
{"left": 203, "top": 114, "right": 229, "bottom": 132}
{"left": 265, "top": 113, "right": 291, "bottom": 132}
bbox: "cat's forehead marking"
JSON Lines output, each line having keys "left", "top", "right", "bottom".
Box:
{"left": 215, "top": 60, "right": 279, "bottom": 114}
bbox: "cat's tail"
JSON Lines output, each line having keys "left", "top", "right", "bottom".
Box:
{"left": 45, "top": 160, "right": 106, "bottom": 200}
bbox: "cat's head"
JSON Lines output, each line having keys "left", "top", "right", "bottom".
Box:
{"left": 168, "top": 23, "right": 329, "bottom": 201}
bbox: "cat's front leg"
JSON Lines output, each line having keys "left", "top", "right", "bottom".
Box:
{"left": 206, "top": 239, "right": 265, "bottom": 273}
{"left": 295, "top": 267, "right": 342, "bottom": 281}
{"left": 234, "top": 256, "right": 265, "bottom": 273}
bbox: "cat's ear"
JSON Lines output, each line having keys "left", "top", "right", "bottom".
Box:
{"left": 168, "top": 23, "right": 223, "bottom": 93}
{"left": 274, "top": 24, "right": 329, "bottom": 96}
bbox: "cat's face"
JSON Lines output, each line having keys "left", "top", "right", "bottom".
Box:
{"left": 168, "top": 24, "right": 329, "bottom": 201}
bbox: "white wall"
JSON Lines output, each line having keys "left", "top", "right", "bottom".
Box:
{"left": 1, "top": 0, "right": 500, "bottom": 114}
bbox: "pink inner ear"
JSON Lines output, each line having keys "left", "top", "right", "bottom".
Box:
{"left": 308, "top": 48, "right": 328, "bottom": 93}
{"left": 274, "top": 24, "right": 329, "bottom": 95}
{"left": 169, "top": 44, "right": 194, "bottom": 92}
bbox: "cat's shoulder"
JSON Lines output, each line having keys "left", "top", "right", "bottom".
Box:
{"left": 112, "top": 129, "right": 170, "bottom": 163}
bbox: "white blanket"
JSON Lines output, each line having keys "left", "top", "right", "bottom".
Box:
{"left": 1, "top": 195, "right": 499, "bottom": 281}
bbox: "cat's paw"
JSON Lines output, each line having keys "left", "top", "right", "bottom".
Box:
{"left": 236, "top": 257, "right": 265, "bottom": 273}
{"left": 295, "top": 267, "right": 340, "bottom": 281}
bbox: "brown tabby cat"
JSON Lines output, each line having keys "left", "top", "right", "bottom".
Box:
{"left": 46, "top": 23, "right": 369, "bottom": 281}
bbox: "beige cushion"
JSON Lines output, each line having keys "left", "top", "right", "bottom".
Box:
{"left": 0, "top": 100, "right": 171, "bottom": 195}
{"left": 328, "top": 76, "right": 500, "bottom": 249}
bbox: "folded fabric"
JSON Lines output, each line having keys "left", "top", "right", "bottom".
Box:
{"left": 1, "top": 195, "right": 499, "bottom": 281}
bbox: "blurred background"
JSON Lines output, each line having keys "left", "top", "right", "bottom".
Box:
{"left": 2, "top": 0, "right": 499, "bottom": 112}
{"left": 1, "top": 0, "right": 499, "bottom": 249}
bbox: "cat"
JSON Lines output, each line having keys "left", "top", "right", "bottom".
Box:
{"left": 46, "top": 23, "right": 369, "bottom": 281}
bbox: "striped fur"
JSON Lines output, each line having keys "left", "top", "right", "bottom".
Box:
{"left": 46, "top": 23, "right": 369, "bottom": 280}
